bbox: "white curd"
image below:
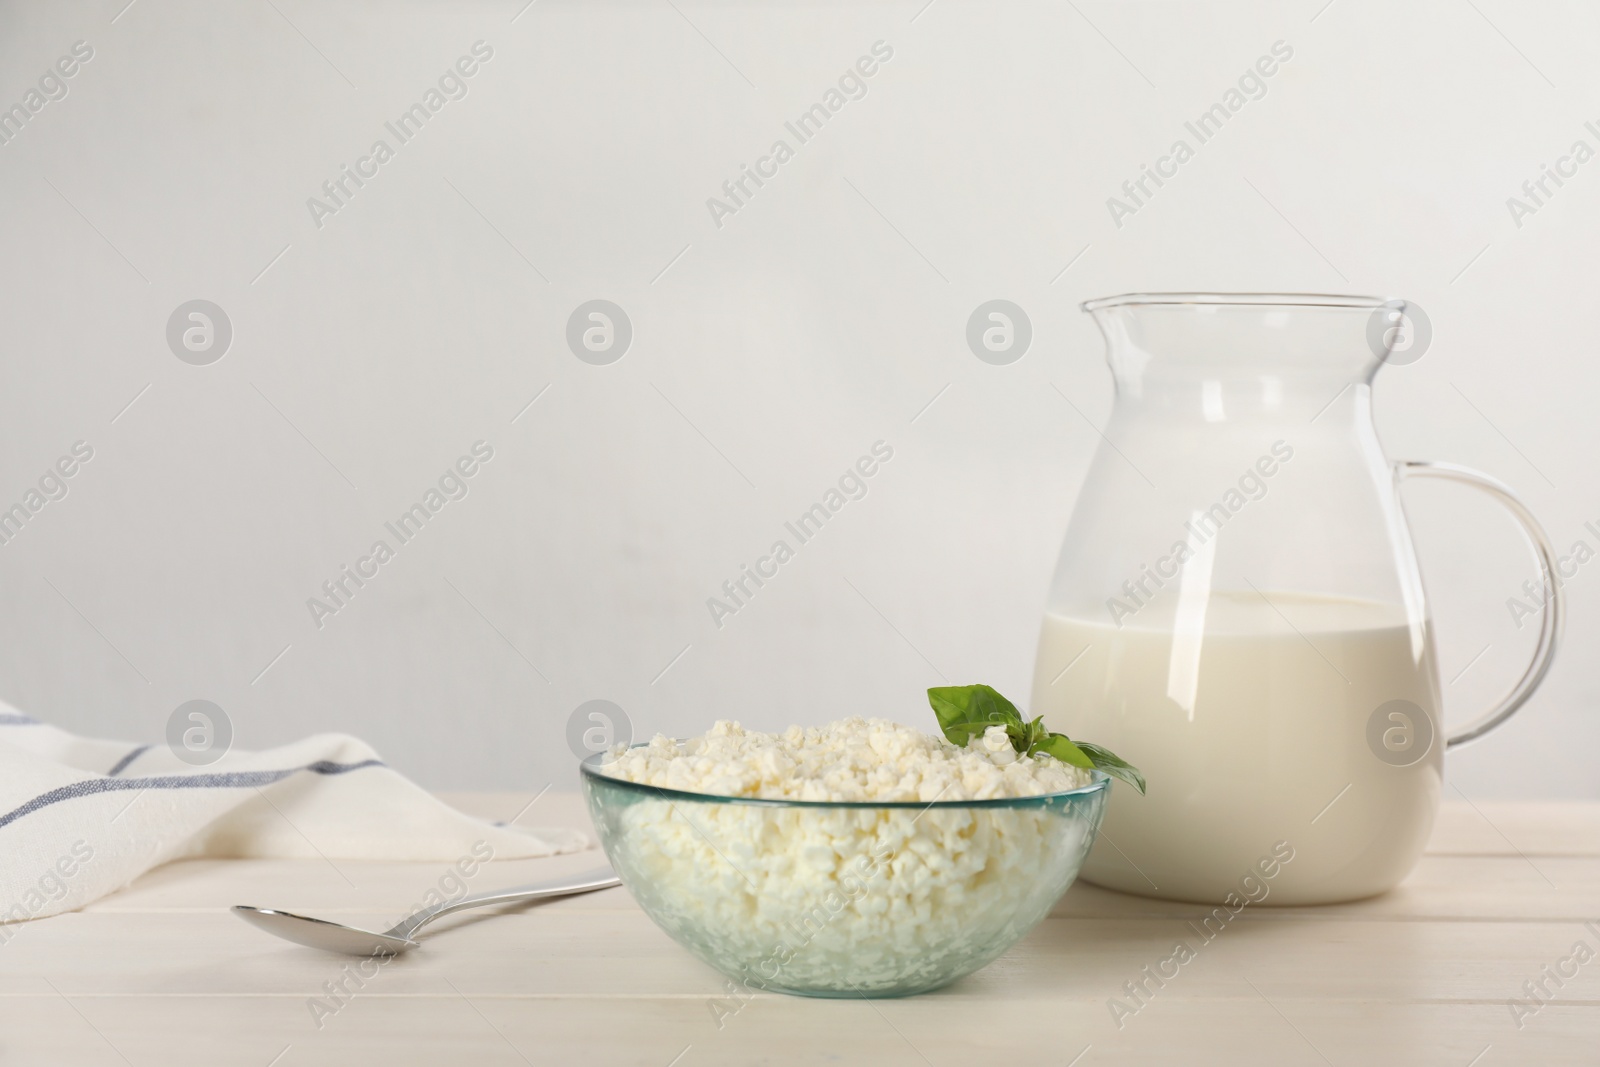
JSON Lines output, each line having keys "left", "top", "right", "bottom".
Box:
{"left": 598, "top": 717, "right": 1091, "bottom": 802}
{"left": 590, "top": 719, "right": 1095, "bottom": 993}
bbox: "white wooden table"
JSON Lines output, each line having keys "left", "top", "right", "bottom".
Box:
{"left": 3, "top": 793, "right": 1596, "bottom": 1066}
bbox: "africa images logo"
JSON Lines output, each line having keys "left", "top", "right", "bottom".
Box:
{"left": 305, "top": 442, "right": 495, "bottom": 629}
{"left": 704, "top": 41, "right": 894, "bottom": 229}
{"left": 1105, "top": 40, "right": 1293, "bottom": 228}
{"left": 304, "top": 41, "right": 495, "bottom": 229}
{"left": 0, "top": 40, "right": 94, "bottom": 149}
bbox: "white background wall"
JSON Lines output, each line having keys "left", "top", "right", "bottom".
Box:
{"left": 0, "top": 0, "right": 1593, "bottom": 796}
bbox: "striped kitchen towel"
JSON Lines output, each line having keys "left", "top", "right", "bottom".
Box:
{"left": 0, "top": 704, "right": 589, "bottom": 923}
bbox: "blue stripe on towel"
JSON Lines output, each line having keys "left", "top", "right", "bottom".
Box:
{"left": 0, "top": 714, "right": 38, "bottom": 725}
{"left": 0, "top": 758, "right": 386, "bottom": 831}
{"left": 105, "top": 744, "right": 150, "bottom": 777}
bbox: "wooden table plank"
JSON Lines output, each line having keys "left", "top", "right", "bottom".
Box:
{"left": 3, "top": 795, "right": 1597, "bottom": 1066}
{"left": 0, "top": 993, "right": 1593, "bottom": 1067}
{"left": 5, "top": 908, "right": 1599, "bottom": 1004}
{"left": 1424, "top": 799, "right": 1600, "bottom": 857}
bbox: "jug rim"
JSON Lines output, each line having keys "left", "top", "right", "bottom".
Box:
{"left": 1081, "top": 292, "right": 1391, "bottom": 312}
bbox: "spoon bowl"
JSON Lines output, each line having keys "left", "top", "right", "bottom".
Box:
{"left": 233, "top": 906, "right": 419, "bottom": 956}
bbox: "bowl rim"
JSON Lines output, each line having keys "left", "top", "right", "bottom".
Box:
{"left": 1081, "top": 291, "right": 1392, "bottom": 311}
{"left": 579, "top": 744, "right": 1112, "bottom": 810}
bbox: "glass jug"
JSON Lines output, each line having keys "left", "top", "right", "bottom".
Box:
{"left": 1030, "top": 293, "right": 1563, "bottom": 906}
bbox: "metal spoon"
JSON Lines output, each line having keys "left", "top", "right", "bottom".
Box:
{"left": 233, "top": 865, "right": 620, "bottom": 956}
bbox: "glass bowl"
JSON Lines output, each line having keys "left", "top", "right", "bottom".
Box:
{"left": 580, "top": 749, "right": 1110, "bottom": 998}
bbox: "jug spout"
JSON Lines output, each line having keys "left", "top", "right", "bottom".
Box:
{"left": 1083, "top": 293, "right": 1407, "bottom": 411}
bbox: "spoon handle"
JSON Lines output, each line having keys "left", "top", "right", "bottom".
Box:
{"left": 386, "top": 865, "right": 620, "bottom": 940}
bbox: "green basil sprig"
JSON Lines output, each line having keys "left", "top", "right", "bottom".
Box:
{"left": 927, "top": 684, "right": 1146, "bottom": 795}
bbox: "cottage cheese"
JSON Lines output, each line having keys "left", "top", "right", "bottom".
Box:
{"left": 598, "top": 717, "right": 1092, "bottom": 801}
{"left": 590, "top": 719, "right": 1097, "bottom": 994}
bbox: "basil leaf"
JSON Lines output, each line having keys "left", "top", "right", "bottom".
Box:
{"left": 1031, "top": 732, "right": 1094, "bottom": 769}
{"left": 928, "top": 685, "right": 1148, "bottom": 796}
{"left": 927, "top": 685, "right": 1022, "bottom": 747}
{"left": 1076, "top": 741, "right": 1148, "bottom": 795}
{"left": 969, "top": 685, "right": 1021, "bottom": 725}
{"left": 1023, "top": 717, "right": 1051, "bottom": 751}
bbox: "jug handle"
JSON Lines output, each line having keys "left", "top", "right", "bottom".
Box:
{"left": 1395, "top": 460, "right": 1565, "bottom": 747}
